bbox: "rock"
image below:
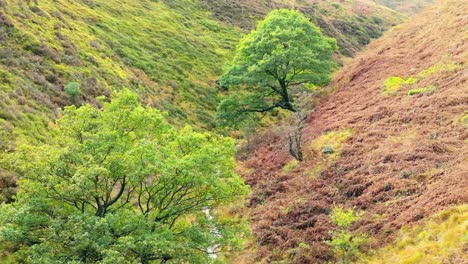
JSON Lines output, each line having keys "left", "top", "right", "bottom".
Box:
{"left": 322, "top": 145, "right": 334, "bottom": 154}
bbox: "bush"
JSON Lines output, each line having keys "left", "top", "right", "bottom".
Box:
{"left": 383, "top": 76, "right": 417, "bottom": 95}
{"left": 64, "top": 82, "right": 81, "bottom": 103}
{"left": 282, "top": 159, "right": 299, "bottom": 173}
{"left": 328, "top": 207, "right": 367, "bottom": 264}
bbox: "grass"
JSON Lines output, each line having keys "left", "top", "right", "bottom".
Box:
{"left": 383, "top": 77, "right": 418, "bottom": 95}
{"left": 306, "top": 129, "right": 352, "bottom": 177}
{"left": 200, "top": 0, "right": 405, "bottom": 58}
{"left": 309, "top": 129, "right": 353, "bottom": 162}
{"left": 282, "top": 159, "right": 299, "bottom": 173}
{"left": 0, "top": 0, "right": 409, "bottom": 152}
{"left": 0, "top": 0, "right": 242, "bottom": 147}
{"left": 383, "top": 61, "right": 458, "bottom": 97}
{"left": 418, "top": 62, "right": 460, "bottom": 78}
{"left": 360, "top": 204, "right": 468, "bottom": 264}
{"left": 461, "top": 113, "right": 468, "bottom": 127}
{"left": 407, "top": 85, "right": 436, "bottom": 96}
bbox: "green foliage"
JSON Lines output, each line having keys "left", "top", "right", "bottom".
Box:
{"left": 282, "top": 159, "right": 299, "bottom": 173}
{"left": 328, "top": 207, "right": 367, "bottom": 264}
{"left": 330, "top": 207, "right": 362, "bottom": 228}
{"left": 382, "top": 76, "right": 417, "bottom": 95}
{"left": 407, "top": 85, "right": 436, "bottom": 96}
{"left": 298, "top": 242, "right": 310, "bottom": 249}
{"left": 331, "top": 3, "right": 342, "bottom": 10}
{"left": 64, "top": 82, "right": 81, "bottom": 98}
{"left": 217, "top": 9, "right": 337, "bottom": 128}
{"left": 383, "top": 77, "right": 407, "bottom": 93}
{"left": 0, "top": 90, "right": 249, "bottom": 263}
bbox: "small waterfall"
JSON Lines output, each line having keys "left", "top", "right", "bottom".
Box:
{"left": 203, "top": 207, "right": 220, "bottom": 259}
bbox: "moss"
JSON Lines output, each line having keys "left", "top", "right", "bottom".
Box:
{"left": 360, "top": 204, "right": 468, "bottom": 264}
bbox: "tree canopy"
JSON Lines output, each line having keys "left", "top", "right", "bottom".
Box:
{"left": 217, "top": 9, "right": 337, "bottom": 128}
{"left": 0, "top": 90, "right": 249, "bottom": 263}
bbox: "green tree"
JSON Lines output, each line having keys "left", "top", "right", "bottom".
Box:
{"left": 217, "top": 9, "right": 337, "bottom": 128}
{"left": 64, "top": 82, "right": 81, "bottom": 104}
{"left": 0, "top": 90, "right": 249, "bottom": 263}
{"left": 328, "top": 207, "right": 367, "bottom": 264}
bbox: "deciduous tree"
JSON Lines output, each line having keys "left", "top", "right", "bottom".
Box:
{"left": 0, "top": 90, "right": 249, "bottom": 263}
{"left": 217, "top": 9, "right": 337, "bottom": 128}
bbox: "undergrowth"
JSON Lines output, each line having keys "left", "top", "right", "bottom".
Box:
{"left": 360, "top": 204, "right": 468, "bottom": 264}
{"left": 382, "top": 77, "right": 417, "bottom": 95}
{"left": 307, "top": 129, "right": 353, "bottom": 177}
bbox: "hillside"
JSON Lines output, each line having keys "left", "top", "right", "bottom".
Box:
{"left": 0, "top": 0, "right": 240, "bottom": 147}
{"left": 201, "top": 0, "right": 405, "bottom": 57}
{"left": 0, "top": 0, "right": 409, "bottom": 152}
{"left": 0, "top": 0, "right": 462, "bottom": 263}
{"left": 238, "top": 1, "right": 467, "bottom": 263}
{"left": 0, "top": 0, "right": 414, "bottom": 205}
{"left": 375, "top": 0, "right": 435, "bottom": 15}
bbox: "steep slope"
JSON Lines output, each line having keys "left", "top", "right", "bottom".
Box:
{"left": 238, "top": 1, "right": 467, "bottom": 263}
{"left": 200, "top": 0, "right": 405, "bottom": 57}
{"left": 0, "top": 0, "right": 407, "bottom": 151}
{"left": 374, "top": 0, "right": 435, "bottom": 15}
{"left": 0, "top": 0, "right": 411, "bottom": 204}
{"left": 0, "top": 0, "right": 240, "bottom": 145}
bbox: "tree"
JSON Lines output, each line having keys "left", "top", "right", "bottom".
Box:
{"left": 328, "top": 207, "right": 367, "bottom": 264}
{"left": 64, "top": 82, "right": 81, "bottom": 104}
{"left": 0, "top": 90, "right": 249, "bottom": 263}
{"left": 217, "top": 9, "right": 337, "bottom": 128}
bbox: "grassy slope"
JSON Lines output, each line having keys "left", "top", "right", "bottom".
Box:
{"left": 0, "top": 0, "right": 240, "bottom": 146}
{"left": 374, "top": 0, "right": 435, "bottom": 15}
{"left": 200, "top": 0, "right": 405, "bottom": 58}
{"left": 0, "top": 0, "right": 408, "bottom": 151}
{"left": 361, "top": 204, "right": 468, "bottom": 264}
{"left": 237, "top": 0, "right": 467, "bottom": 263}
{"left": 0, "top": 0, "right": 412, "bottom": 204}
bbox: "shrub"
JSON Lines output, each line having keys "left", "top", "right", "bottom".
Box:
{"left": 64, "top": 82, "right": 81, "bottom": 101}
{"left": 383, "top": 77, "right": 417, "bottom": 95}
{"left": 328, "top": 207, "right": 367, "bottom": 264}
{"left": 282, "top": 159, "right": 299, "bottom": 173}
